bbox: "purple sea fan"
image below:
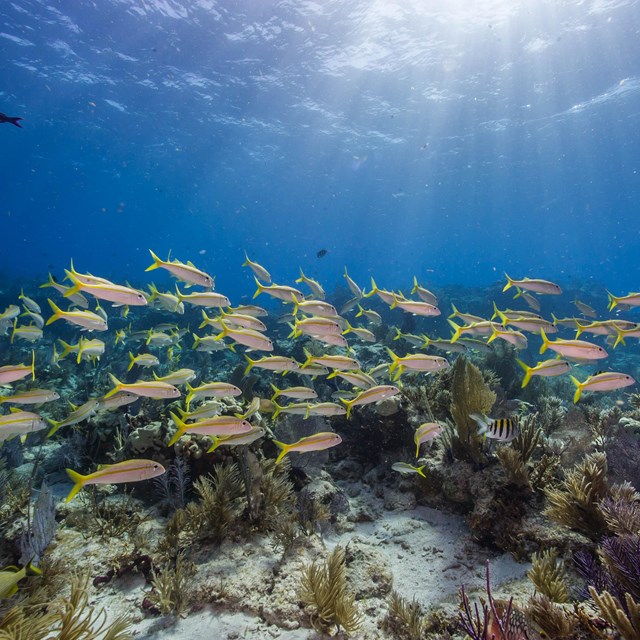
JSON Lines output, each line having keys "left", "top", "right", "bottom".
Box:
{"left": 573, "top": 548, "right": 616, "bottom": 601}
{"left": 600, "top": 534, "right": 640, "bottom": 604}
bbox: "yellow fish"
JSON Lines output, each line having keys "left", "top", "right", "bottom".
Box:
{"left": 273, "top": 431, "right": 342, "bottom": 464}
{"left": 65, "top": 459, "right": 166, "bottom": 502}
{"left": 0, "top": 562, "right": 41, "bottom": 598}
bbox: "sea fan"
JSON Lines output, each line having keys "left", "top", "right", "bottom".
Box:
{"left": 600, "top": 535, "right": 640, "bottom": 604}
{"left": 19, "top": 481, "right": 57, "bottom": 566}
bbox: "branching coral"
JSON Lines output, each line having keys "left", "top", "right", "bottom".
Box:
{"left": 270, "top": 512, "right": 301, "bottom": 554}
{"left": 599, "top": 535, "right": 640, "bottom": 603}
{"left": 260, "top": 458, "right": 296, "bottom": 528}
{"left": 496, "top": 446, "right": 530, "bottom": 487}
{"left": 629, "top": 392, "right": 640, "bottom": 409}
{"left": 0, "top": 573, "right": 133, "bottom": 639}
{"left": 156, "top": 462, "right": 245, "bottom": 560}
{"left": 526, "top": 594, "right": 576, "bottom": 638}
{"left": 187, "top": 463, "right": 245, "bottom": 544}
{"left": 384, "top": 590, "right": 427, "bottom": 640}
{"left": 299, "top": 545, "right": 361, "bottom": 635}
{"left": 153, "top": 456, "right": 190, "bottom": 513}
{"left": 528, "top": 548, "right": 569, "bottom": 603}
{"left": 496, "top": 414, "right": 543, "bottom": 488}
{"left": 600, "top": 483, "right": 640, "bottom": 536}
{"left": 238, "top": 448, "right": 264, "bottom": 522}
{"left": 512, "top": 413, "right": 542, "bottom": 464}
{"left": 401, "top": 367, "right": 452, "bottom": 422}
{"left": 589, "top": 587, "right": 640, "bottom": 640}
{"left": 71, "top": 489, "right": 149, "bottom": 540}
{"left": 156, "top": 508, "right": 191, "bottom": 562}
{"left": 19, "top": 481, "right": 56, "bottom": 566}
{"left": 529, "top": 451, "right": 562, "bottom": 493}
{"left": 148, "top": 550, "right": 195, "bottom": 618}
{"left": 544, "top": 451, "right": 609, "bottom": 539}
{"left": 586, "top": 406, "right": 623, "bottom": 448}
{"left": 537, "top": 396, "right": 567, "bottom": 434}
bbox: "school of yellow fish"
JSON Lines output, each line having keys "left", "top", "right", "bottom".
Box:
{"left": 1, "top": 252, "right": 639, "bottom": 514}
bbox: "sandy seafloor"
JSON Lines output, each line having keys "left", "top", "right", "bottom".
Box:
{"left": 45, "top": 464, "right": 532, "bottom": 640}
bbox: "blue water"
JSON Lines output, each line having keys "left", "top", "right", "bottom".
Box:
{"left": 1, "top": 0, "right": 640, "bottom": 298}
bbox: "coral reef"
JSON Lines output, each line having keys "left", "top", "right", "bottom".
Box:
{"left": 495, "top": 412, "right": 544, "bottom": 490}
{"left": 68, "top": 489, "right": 149, "bottom": 540}
{"left": 154, "top": 455, "right": 191, "bottom": 513}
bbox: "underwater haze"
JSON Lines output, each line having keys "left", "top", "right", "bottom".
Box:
{"left": 2, "top": 0, "right": 640, "bottom": 293}
{"left": 5, "top": 3, "right": 640, "bottom": 639}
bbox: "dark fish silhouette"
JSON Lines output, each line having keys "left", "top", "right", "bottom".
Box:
{"left": 0, "top": 113, "right": 23, "bottom": 128}
{"left": 317, "top": 249, "right": 327, "bottom": 258}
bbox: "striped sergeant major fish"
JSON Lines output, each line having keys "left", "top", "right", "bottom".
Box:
{"left": 469, "top": 413, "right": 519, "bottom": 442}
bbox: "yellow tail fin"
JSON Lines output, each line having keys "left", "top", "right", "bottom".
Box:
{"left": 65, "top": 468, "right": 87, "bottom": 502}
{"left": 244, "top": 354, "right": 256, "bottom": 376}
{"left": 570, "top": 376, "right": 583, "bottom": 403}
{"left": 252, "top": 277, "right": 264, "bottom": 299}
{"left": 502, "top": 273, "right": 514, "bottom": 292}
{"left": 516, "top": 359, "right": 532, "bottom": 388}
{"left": 447, "top": 319, "right": 462, "bottom": 343}
{"left": 539, "top": 328, "right": 550, "bottom": 355}
{"left": 45, "top": 299, "right": 64, "bottom": 326}
{"left": 62, "top": 270, "right": 83, "bottom": 298}
{"left": 103, "top": 373, "right": 122, "bottom": 400}
{"left": 167, "top": 411, "right": 188, "bottom": 446}
{"left": 146, "top": 249, "right": 163, "bottom": 272}
{"left": 386, "top": 347, "right": 399, "bottom": 374}
{"left": 273, "top": 440, "right": 289, "bottom": 464}
{"left": 340, "top": 397, "right": 354, "bottom": 419}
